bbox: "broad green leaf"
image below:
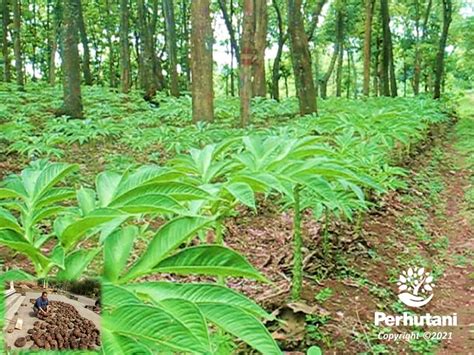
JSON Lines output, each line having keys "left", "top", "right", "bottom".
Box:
{"left": 155, "top": 245, "right": 267, "bottom": 281}
{"left": 31, "top": 206, "right": 63, "bottom": 225}
{"left": 32, "top": 163, "right": 78, "bottom": 202}
{"left": 122, "top": 216, "right": 212, "bottom": 282}
{"left": 200, "top": 303, "right": 281, "bottom": 355}
{"left": 0, "top": 188, "right": 21, "bottom": 199}
{"left": 56, "top": 248, "right": 100, "bottom": 281}
{"left": 307, "top": 345, "right": 323, "bottom": 355}
{"left": 0, "top": 230, "right": 50, "bottom": 270}
{"left": 35, "top": 188, "right": 75, "bottom": 208}
{"left": 49, "top": 245, "right": 65, "bottom": 270}
{"left": 110, "top": 182, "right": 209, "bottom": 206}
{"left": 125, "top": 282, "right": 271, "bottom": 319}
{"left": 104, "top": 226, "right": 137, "bottom": 282}
{"left": 102, "top": 329, "right": 155, "bottom": 355}
{"left": 0, "top": 269, "right": 35, "bottom": 282}
{"left": 96, "top": 171, "right": 122, "bottom": 207}
{"left": 158, "top": 299, "right": 211, "bottom": 351}
{"left": 77, "top": 187, "right": 97, "bottom": 215}
{"left": 225, "top": 182, "right": 256, "bottom": 209}
{"left": 0, "top": 208, "right": 23, "bottom": 234}
{"left": 59, "top": 208, "right": 127, "bottom": 249}
{"left": 103, "top": 304, "right": 211, "bottom": 353}
{"left": 115, "top": 194, "right": 183, "bottom": 215}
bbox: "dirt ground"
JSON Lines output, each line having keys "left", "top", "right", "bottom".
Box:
{"left": 5, "top": 292, "right": 100, "bottom": 350}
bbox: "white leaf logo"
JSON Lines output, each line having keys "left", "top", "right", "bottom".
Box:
{"left": 396, "top": 267, "right": 435, "bottom": 308}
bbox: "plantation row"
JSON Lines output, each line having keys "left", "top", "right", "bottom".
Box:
{"left": 1, "top": 84, "right": 448, "bottom": 162}
{"left": 0, "top": 94, "right": 451, "bottom": 352}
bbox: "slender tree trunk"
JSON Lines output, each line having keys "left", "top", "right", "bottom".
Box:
{"left": 104, "top": 0, "right": 116, "bottom": 88}
{"left": 271, "top": 0, "right": 286, "bottom": 101}
{"left": 48, "top": 0, "right": 60, "bottom": 85}
{"left": 320, "top": 7, "right": 343, "bottom": 99}
{"left": 307, "top": 0, "right": 327, "bottom": 42}
{"left": 180, "top": 0, "right": 191, "bottom": 87}
{"left": 414, "top": 0, "right": 432, "bottom": 96}
{"left": 433, "top": 0, "right": 452, "bottom": 99}
{"left": 253, "top": 0, "right": 267, "bottom": 97}
{"left": 119, "top": 0, "right": 131, "bottom": 93}
{"left": 335, "top": 41, "right": 343, "bottom": 97}
{"left": 218, "top": 0, "right": 240, "bottom": 64}
{"left": 73, "top": 0, "right": 93, "bottom": 85}
{"left": 137, "top": 0, "right": 158, "bottom": 100}
{"left": 60, "top": 0, "right": 83, "bottom": 118}
{"left": 380, "top": 0, "right": 392, "bottom": 96}
{"left": 240, "top": 0, "right": 255, "bottom": 127}
{"left": 163, "top": 0, "right": 180, "bottom": 96}
{"left": 388, "top": 27, "right": 397, "bottom": 97}
{"left": 12, "top": 0, "right": 23, "bottom": 89}
{"left": 2, "top": 0, "right": 11, "bottom": 82}
{"left": 362, "top": 0, "right": 375, "bottom": 96}
{"left": 288, "top": 0, "right": 317, "bottom": 115}
{"left": 191, "top": 0, "right": 214, "bottom": 122}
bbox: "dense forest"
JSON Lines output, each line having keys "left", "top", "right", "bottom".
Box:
{"left": 0, "top": 0, "right": 473, "bottom": 354}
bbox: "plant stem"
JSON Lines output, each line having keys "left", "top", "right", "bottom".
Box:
{"left": 291, "top": 184, "right": 302, "bottom": 301}
{"left": 215, "top": 218, "right": 225, "bottom": 285}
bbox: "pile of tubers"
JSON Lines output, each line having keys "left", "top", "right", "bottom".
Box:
{"left": 15, "top": 301, "right": 100, "bottom": 350}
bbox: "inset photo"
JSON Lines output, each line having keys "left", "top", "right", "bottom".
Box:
{"left": 4, "top": 278, "right": 101, "bottom": 351}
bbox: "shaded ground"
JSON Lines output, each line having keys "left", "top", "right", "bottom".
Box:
{"left": 5, "top": 292, "right": 100, "bottom": 350}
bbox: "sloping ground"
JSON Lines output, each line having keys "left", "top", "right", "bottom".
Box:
{"left": 220, "top": 101, "right": 473, "bottom": 353}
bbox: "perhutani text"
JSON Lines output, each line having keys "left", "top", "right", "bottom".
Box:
{"left": 374, "top": 312, "right": 458, "bottom": 327}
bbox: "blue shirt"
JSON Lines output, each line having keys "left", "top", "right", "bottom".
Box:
{"left": 34, "top": 297, "right": 48, "bottom": 309}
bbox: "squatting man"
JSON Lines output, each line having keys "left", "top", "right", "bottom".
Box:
{"left": 33, "top": 291, "right": 49, "bottom": 317}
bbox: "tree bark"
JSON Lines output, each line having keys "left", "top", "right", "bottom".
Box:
{"left": 191, "top": 0, "right": 214, "bottom": 122}
{"left": 288, "top": 0, "right": 317, "bottom": 115}
{"left": 218, "top": 0, "right": 240, "bottom": 64}
{"left": 307, "top": 0, "right": 327, "bottom": 42}
{"left": 319, "top": 7, "right": 343, "bottom": 99}
{"left": 119, "top": 0, "right": 131, "bottom": 93}
{"left": 73, "top": 0, "right": 93, "bottom": 85}
{"left": 380, "top": 0, "right": 391, "bottom": 96}
{"left": 253, "top": 0, "right": 267, "bottom": 97}
{"left": 413, "top": 0, "right": 432, "bottom": 95}
{"left": 12, "top": 0, "right": 23, "bottom": 89}
{"left": 60, "top": 0, "right": 83, "bottom": 118}
{"left": 271, "top": 0, "right": 286, "bottom": 101}
{"left": 335, "top": 40, "right": 343, "bottom": 97}
{"left": 48, "top": 0, "right": 60, "bottom": 85}
{"left": 163, "top": 0, "right": 180, "bottom": 96}
{"left": 362, "top": 0, "right": 375, "bottom": 96}
{"left": 433, "top": 0, "right": 452, "bottom": 99}
{"left": 240, "top": 0, "right": 255, "bottom": 127}
{"left": 2, "top": 0, "right": 11, "bottom": 82}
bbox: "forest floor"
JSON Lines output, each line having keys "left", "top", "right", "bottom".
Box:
{"left": 1, "top": 90, "right": 472, "bottom": 354}
{"left": 221, "top": 96, "right": 474, "bottom": 354}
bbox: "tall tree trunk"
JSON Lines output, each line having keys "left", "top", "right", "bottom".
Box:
{"left": 119, "top": 0, "right": 131, "bottom": 93}
{"left": 253, "top": 0, "right": 267, "bottom": 97}
{"left": 218, "top": 0, "right": 240, "bottom": 64}
{"left": 2, "top": 0, "right": 11, "bottom": 82}
{"left": 137, "top": 0, "right": 158, "bottom": 100}
{"left": 60, "top": 0, "right": 83, "bottom": 118}
{"left": 240, "top": 0, "right": 255, "bottom": 127}
{"left": 335, "top": 41, "right": 343, "bottom": 97}
{"left": 12, "top": 0, "right": 23, "bottom": 89}
{"left": 191, "top": 0, "right": 214, "bottom": 122}
{"left": 48, "top": 0, "right": 60, "bottom": 85}
{"left": 362, "top": 0, "right": 375, "bottom": 96}
{"left": 73, "top": 0, "right": 93, "bottom": 85}
{"left": 163, "top": 0, "right": 180, "bottom": 96}
{"left": 104, "top": 0, "right": 116, "bottom": 88}
{"left": 433, "top": 0, "right": 452, "bottom": 99}
{"left": 320, "top": 7, "right": 343, "bottom": 99}
{"left": 180, "top": 0, "right": 191, "bottom": 87}
{"left": 271, "top": 0, "right": 286, "bottom": 101}
{"left": 307, "top": 0, "right": 327, "bottom": 42}
{"left": 388, "top": 27, "right": 397, "bottom": 97}
{"left": 413, "top": 0, "right": 432, "bottom": 95}
{"left": 288, "top": 0, "right": 317, "bottom": 115}
{"left": 380, "top": 0, "right": 391, "bottom": 96}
